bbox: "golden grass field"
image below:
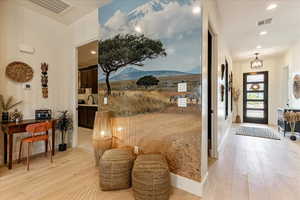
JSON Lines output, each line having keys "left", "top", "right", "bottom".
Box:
{"left": 99, "top": 90, "right": 170, "bottom": 116}
{"left": 112, "top": 112, "right": 202, "bottom": 182}
{"left": 99, "top": 90, "right": 201, "bottom": 116}
{"left": 97, "top": 74, "right": 202, "bottom": 182}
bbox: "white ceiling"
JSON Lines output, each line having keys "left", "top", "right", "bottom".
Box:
{"left": 216, "top": 0, "right": 300, "bottom": 61}
{"left": 17, "top": 0, "right": 110, "bottom": 25}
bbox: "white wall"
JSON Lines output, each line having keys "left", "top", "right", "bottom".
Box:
{"left": 71, "top": 9, "right": 99, "bottom": 47}
{"left": 233, "top": 55, "right": 285, "bottom": 125}
{"left": 283, "top": 42, "right": 300, "bottom": 108}
{"left": 202, "top": 0, "right": 233, "bottom": 179}
{"left": 0, "top": 0, "right": 73, "bottom": 163}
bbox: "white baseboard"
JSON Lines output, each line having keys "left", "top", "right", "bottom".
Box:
{"left": 218, "top": 123, "right": 232, "bottom": 152}
{"left": 170, "top": 172, "right": 208, "bottom": 197}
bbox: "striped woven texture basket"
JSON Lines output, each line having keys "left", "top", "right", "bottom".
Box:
{"left": 132, "top": 154, "right": 170, "bottom": 200}
{"left": 99, "top": 149, "right": 134, "bottom": 191}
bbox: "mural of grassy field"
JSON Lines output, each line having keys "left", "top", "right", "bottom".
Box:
{"left": 99, "top": 74, "right": 201, "bottom": 116}
{"left": 111, "top": 112, "right": 202, "bottom": 182}
{"left": 99, "top": 75, "right": 202, "bottom": 181}
{"left": 98, "top": 0, "right": 202, "bottom": 182}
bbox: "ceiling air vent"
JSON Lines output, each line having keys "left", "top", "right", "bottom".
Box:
{"left": 28, "top": 0, "right": 70, "bottom": 14}
{"left": 257, "top": 18, "right": 273, "bottom": 26}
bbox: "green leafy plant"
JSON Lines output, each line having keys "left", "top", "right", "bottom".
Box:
{"left": 0, "top": 95, "right": 22, "bottom": 112}
{"left": 56, "top": 110, "right": 73, "bottom": 151}
{"left": 98, "top": 34, "right": 167, "bottom": 96}
{"left": 10, "top": 109, "right": 23, "bottom": 122}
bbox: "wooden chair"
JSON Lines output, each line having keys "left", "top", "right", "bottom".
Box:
{"left": 18, "top": 122, "right": 53, "bottom": 171}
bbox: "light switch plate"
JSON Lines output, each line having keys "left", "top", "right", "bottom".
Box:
{"left": 104, "top": 97, "right": 108, "bottom": 105}
{"left": 178, "top": 98, "right": 187, "bottom": 107}
{"left": 134, "top": 146, "right": 139, "bottom": 154}
{"left": 178, "top": 82, "right": 187, "bottom": 92}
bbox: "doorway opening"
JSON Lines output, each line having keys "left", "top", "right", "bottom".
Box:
{"left": 225, "top": 59, "right": 229, "bottom": 119}
{"left": 207, "top": 30, "right": 213, "bottom": 157}
{"left": 77, "top": 41, "right": 98, "bottom": 151}
{"left": 282, "top": 66, "right": 289, "bottom": 107}
{"left": 243, "top": 71, "right": 269, "bottom": 124}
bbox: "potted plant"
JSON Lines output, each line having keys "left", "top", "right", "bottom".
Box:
{"left": 10, "top": 109, "right": 23, "bottom": 122}
{"left": 0, "top": 95, "right": 22, "bottom": 122}
{"left": 284, "top": 111, "right": 300, "bottom": 141}
{"left": 56, "top": 110, "right": 73, "bottom": 151}
{"left": 232, "top": 88, "right": 241, "bottom": 123}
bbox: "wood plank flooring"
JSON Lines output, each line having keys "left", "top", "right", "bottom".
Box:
{"left": 203, "top": 124, "right": 300, "bottom": 200}
{"left": 0, "top": 145, "right": 199, "bottom": 200}
{"left": 1, "top": 124, "right": 300, "bottom": 200}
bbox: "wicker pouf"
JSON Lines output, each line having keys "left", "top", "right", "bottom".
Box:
{"left": 132, "top": 154, "right": 170, "bottom": 200}
{"left": 99, "top": 149, "right": 134, "bottom": 191}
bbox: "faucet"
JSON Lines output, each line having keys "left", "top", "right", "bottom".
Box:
{"left": 87, "top": 95, "right": 95, "bottom": 105}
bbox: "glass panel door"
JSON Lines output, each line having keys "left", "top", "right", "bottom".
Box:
{"left": 243, "top": 71, "right": 268, "bottom": 124}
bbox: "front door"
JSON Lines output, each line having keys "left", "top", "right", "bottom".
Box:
{"left": 243, "top": 71, "right": 269, "bottom": 124}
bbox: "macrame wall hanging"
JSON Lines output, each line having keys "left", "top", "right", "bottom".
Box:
{"left": 41, "top": 63, "right": 48, "bottom": 98}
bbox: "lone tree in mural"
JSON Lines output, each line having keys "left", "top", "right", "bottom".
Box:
{"left": 99, "top": 34, "right": 167, "bottom": 96}
{"left": 136, "top": 75, "right": 160, "bottom": 89}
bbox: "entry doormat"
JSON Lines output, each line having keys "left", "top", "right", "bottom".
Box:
{"left": 236, "top": 125, "right": 281, "bottom": 140}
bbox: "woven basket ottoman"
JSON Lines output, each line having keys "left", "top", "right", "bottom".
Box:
{"left": 132, "top": 154, "right": 170, "bottom": 200}
{"left": 99, "top": 149, "right": 134, "bottom": 191}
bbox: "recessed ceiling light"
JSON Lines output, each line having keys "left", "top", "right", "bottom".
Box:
{"left": 259, "top": 31, "right": 268, "bottom": 36}
{"left": 134, "top": 26, "right": 142, "bottom": 33}
{"left": 193, "top": 6, "right": 201, "bottom": 14}
{"left": 256, "top": 45, "right": 262, "bottom": 49}
{"left": 267, "top": 3, "right": 278, "bottom": 10}
{"left": 90, "top": 50, "right": 96, "bottom": 55}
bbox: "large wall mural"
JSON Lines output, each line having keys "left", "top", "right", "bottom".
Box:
{"left": 98, "top": 0, "right": 202, "bottom": 181}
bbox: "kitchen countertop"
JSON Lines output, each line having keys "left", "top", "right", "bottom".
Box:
{"left": 78, "top": 104, "right": 98, "bottom": 107}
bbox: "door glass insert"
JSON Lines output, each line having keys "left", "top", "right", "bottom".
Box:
{"left": 247, "top": 92, "right": 264, "bottom": 100}
{"left": 247, "top": 74, "right": 264, "bottom": 82}
{"left": 247, "top": 101, "right": 264, "bottom": 109}
{"left": 246, "top": 110, "right": 264, "bottom": 118}
{"left": 247, "top": 83, "right": 264, "bottom": 91}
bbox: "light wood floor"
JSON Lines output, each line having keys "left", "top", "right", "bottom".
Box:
{"left": 203, "top": 124, "right": 300, "bottom": 200}
{"left": 0, "top": 129, "right": 200, "bottom": 200}
{"left": 2, "top": 125, "right": 300, "bottom": 200}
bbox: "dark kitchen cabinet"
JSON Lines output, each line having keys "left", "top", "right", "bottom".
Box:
{"left": 80, "top": 70, "right": 89, "bottom": 89}
{"left": 78, "top": 106, "right": 98, "bottom": 129}
{"left": 79, "top": 66, "right": 98, "bottom": 94}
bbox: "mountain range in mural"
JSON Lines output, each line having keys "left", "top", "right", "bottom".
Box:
{"left": 99, "top": 66, "right": 200, "bottom": 82}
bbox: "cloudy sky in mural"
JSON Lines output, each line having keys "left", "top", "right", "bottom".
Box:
{"left": 99, "top": 0, "right": 202, "bottom": 74}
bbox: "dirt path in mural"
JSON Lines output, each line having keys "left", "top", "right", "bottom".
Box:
{"left": 113, "top": 112, "right": 202, "bottom": 182}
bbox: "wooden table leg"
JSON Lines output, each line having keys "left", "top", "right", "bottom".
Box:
{"left": 4, "top": 132, "right": 7, "bottom": 164}
{"left": 8, "top": 134, "right": 13, "bottom": 169}
{"left": 45, "top": 130, "right": 48, "bottom": 155}
{"left": 52, "top": 121, "right": 56, "bottom": 156}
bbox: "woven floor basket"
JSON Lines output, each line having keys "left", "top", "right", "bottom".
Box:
{"left": 99, "top": 149, "right": 134, "bottom": 191}
{"left": 132, "top": 154, "right": 170, "bottom": 200}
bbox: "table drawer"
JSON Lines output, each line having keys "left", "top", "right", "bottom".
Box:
{"left": 9, "top": 125, "right": 27, "bottom": 133}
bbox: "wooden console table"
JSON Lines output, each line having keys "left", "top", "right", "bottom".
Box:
{"left": 0, "top": 119, "right": 56, "bottom": 169}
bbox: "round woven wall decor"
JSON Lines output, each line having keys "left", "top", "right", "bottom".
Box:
{"left": 5, "top": 61, "right": 34, "bottom": 83}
